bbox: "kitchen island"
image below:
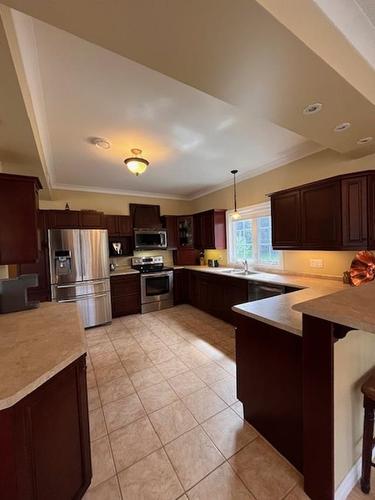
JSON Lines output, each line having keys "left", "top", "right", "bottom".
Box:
{"left": 233, "top": 278, "right": 375, "bottom": 500}
{"left": 0, "top": 302, "right": 91, "bottom": 500}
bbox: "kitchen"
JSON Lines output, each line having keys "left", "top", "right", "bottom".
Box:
{"left": 1, "top": 1, "right": 375, "bottom": 500}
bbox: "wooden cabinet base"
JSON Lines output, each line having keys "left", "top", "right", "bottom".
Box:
{"left": 235, "top": 314, "right": 303, "bottom": 472}
{"left": 0, "top": 355, "right": 91, "bottom": 500}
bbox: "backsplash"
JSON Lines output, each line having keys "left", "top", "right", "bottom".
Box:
{"left": 110, "top": 250, "right": 174, "bottom": 268}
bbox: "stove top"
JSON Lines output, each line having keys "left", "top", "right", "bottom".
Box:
{"left": 131, "top": 255, "right": 173, "bottom": 274}
{"left": 137, "top": 266, "right": 173, "bottom": 274}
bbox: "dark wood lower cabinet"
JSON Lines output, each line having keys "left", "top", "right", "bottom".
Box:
{"left": 188, "top": 271, "right": 248, "bottom": 324}
{"left": 0, "top": 355, "right": 91, "bottom": 500}
{"left": 110, "top": 274, "right": 141, "bottom": 317}
{"left": 173, "top": 269, "right": 189, "bottom": 305}
{"left": 234, "top": 314, "right": 303, "bottom": 472}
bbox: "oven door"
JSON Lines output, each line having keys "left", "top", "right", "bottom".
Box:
{"left": 141, "top": 272, "right": 173, "bottom": 304}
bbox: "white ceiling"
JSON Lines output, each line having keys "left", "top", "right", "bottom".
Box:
{"left": 9, "top": 12, "right": 321, "bottom": 199}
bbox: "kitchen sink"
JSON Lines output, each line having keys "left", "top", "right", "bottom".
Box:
{"left": 220, "top": 269, "right": 257, "bottom": 275}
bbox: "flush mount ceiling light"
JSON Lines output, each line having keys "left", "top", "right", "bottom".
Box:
{"left": 357, "top": 137, "right": 373, "bottom": 145}
{"left": 230, "top": 169, "right": 240, "bottom": 220}
{"left": 93, "top": 137, "right": 111, "bottom": 149}
{"left": 303, "top": 102, "right": 323, "bottom": 115}
{"left": 334, "top": 122, "right": 351, "bottom": 132}
{"left": 124, "top": 148, "right": 149, "bottom": 176}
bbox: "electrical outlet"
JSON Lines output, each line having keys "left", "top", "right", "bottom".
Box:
{"left": 309, "top": 259, "right": 323, "bottom": 268}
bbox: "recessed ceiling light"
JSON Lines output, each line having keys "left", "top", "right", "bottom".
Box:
{"left": 357, "top": 137, "right": 373, "bottom": 145}
{"left": 93, "top": 137, "right": 111, "bottom": 149}
{"left": 334, "top": 122, "right": 351, "bottom": 132}
{"left": 303, "top": 102, "right": 322, "bottom": 115}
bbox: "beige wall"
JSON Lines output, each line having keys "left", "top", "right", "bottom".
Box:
{"left": 39, "top": 189, "right": 191, "bottom": 216}
{"left": 38, "top": 149, "right": 375, "bottom": 276}
{"left": 334, "top": 330, "right": 375, "bottom": 489}
{"left": 193, "top": 149, "right": 375, "bottom": 277}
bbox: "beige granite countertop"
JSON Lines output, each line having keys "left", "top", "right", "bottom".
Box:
{"left": 292, "top": 280, "right": 375, "bottom": 334}
{"left": 110, "top": 267, "right": 140, "bottom": 277}
{"left": 186, "top": 266, "right": 350, "bottom": 336}
{"left": 0, "top": 302, "right": 86, "bottom": 410}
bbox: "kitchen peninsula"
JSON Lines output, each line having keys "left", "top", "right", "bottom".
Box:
{"left": 233, "top": 278, "right": 375, "bottom": 500}
{"left": 0, "top": 302, "right": 91, "bottom": 500}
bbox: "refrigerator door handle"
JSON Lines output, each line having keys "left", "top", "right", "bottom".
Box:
{"left": 56, "top": 280, "right": 108, "bottom": 289}
{"left": 58, "top": 293, "right": 108, "bottom": 303}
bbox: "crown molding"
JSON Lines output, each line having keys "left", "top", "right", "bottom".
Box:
{"left": 189, "top": 142, "right": 326, "bottom": 200}
{"left": 51, "top": 182, "right": 190, "bottom": 201}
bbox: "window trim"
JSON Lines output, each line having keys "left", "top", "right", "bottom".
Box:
{"left": 226, "top": 201, "right": 284, "bottom": 270}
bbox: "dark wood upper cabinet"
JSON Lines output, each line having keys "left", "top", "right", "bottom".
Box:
{"left": 130, "top": 203, "right": 161, "bottom": 228}
{"left": 271, "top": 171, "right": 375, "bottom": 250}
{"left": 193, "top": 209, "right": 227, "bottom": 250}
{"left": 79, "top": 210, "right": 105, "bottom": 228}
{"left": 177, "top": 216, "right": 194, "bottom": 248}
{"left": 300, "top": 180, "right": 342, "bottom": 249}
{"left": 104, "top": 215, "right": 118, "bottom": 236}
{"left": 47, "top": 210, "right": 80, "bottom": 229}
{"left": 118, "top": 215, "right": 132, "bottom": 236}
{"left": 271, "top": 190, "right": 301, "bottom": 249}
{"left": 161, "top": 215, "right": 178, "bottom": 249}
{"left": 0, "top": 173, "right": 42, "bottom": 265}
{"left": 341, "top": 175, "right": 368, "bottom": 249}
{"left": 105, "top": 215, "right": 132, "bottom": 236}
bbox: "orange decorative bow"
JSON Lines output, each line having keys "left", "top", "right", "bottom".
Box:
{"left": 349, "top": 251, "right": 375, "bottom": 286}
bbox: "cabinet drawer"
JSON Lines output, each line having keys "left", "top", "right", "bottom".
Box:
{"left": 111, "top": 293, "right": 141, "bottom": 317}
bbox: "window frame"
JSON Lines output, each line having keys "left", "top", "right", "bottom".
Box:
{"left": 226, "top": 201, "right": 284, "bottom": 270}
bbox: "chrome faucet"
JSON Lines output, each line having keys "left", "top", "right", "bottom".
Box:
{"left": 243, "top": 259, "right": 249, "bottom": 275}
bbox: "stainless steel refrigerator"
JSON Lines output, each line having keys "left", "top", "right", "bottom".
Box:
{"left": 48, "top": 229, "right": 112, "bottom": 328}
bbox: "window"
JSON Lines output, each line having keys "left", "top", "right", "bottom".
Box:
{"left": 227, "top": 202, "right": 283, "bottom": 269}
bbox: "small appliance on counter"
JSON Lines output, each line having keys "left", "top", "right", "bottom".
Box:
{"left": 131, "top": 255, "right": 173, "bottom": 313}
{"left": 0, "top": 274, "right": 39, "bottom": 313}
{"left": 207, "top": 259, "right": 220, "bottom": 267}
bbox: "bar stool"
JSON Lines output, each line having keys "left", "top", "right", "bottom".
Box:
{"left": 361, "top": 370, "right": 375, "bottom": 494}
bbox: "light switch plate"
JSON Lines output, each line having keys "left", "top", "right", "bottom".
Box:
{"left": 310, "top": 258, "right": 324, "bottom": 268}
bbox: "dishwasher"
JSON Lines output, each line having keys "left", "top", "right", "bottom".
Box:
{"left": 248, "top": 281, "right": 300, "bottom": 301}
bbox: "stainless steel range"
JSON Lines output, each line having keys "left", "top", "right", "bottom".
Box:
{"left": 131, "top": 256, "right": 173, "bottom": 314}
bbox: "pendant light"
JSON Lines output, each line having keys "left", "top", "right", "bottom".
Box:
{"left": 231, "top": 169, "right": 240, "bottom": 219}
{"left": 124, "top": 148, "right": 149, "bottom": 176}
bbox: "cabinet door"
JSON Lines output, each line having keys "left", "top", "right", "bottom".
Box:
{"left": 193, "top": 214, "right": 203, "bottom": 249}
{"left": 173, "top": 269, "right": 186, "bottom": 304}
{"left": 17, "top": 210, "right": 51, "bottom": 302}
{"left": 201, "top": 211, "right": 215, "bottom": 249}
{"left": 104, "top": 215, "right": 119, "bottom": 236}
{"left": 301, "top": 180, "right": 342, "bottom": 249}
{"left": 118, "top": 216, "right": 132, "bottom": 236}
{"left": 368, "top": 174, "right": 375, "bottom": 249}
{"left": 341, "top": 176, "right": 368, "bottom": 249}
{"left": 79, "top": 211, "right": 105, "bottom": 228}
{"left": 178, "top": 216, "right": 194, "bottom": 248}
{"left": 47, "top": 210, "right": 80, "bottom": 229}
{"left": 161, "top": 216, "right": 178, "bottom": 249}
{"left": 110, "top": 274, "right": 141, "bottom": 317}
{"left": 271, "top": 190, "right": 301, "bottom": 249}
{"left": 0, "top": 174, "right": 41, "bottom": 264}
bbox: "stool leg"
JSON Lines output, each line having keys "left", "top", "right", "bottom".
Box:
{"left": 361, "top": 402, "right": 374, "bottom": 494}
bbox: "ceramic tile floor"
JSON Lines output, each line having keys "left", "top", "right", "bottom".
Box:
{"left": 83, "top": 304, "right": 363, "bottom": 500}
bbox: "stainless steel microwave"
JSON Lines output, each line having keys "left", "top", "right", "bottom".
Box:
{"left": 134, "top": 229, "right": 168, "bottom": 249}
